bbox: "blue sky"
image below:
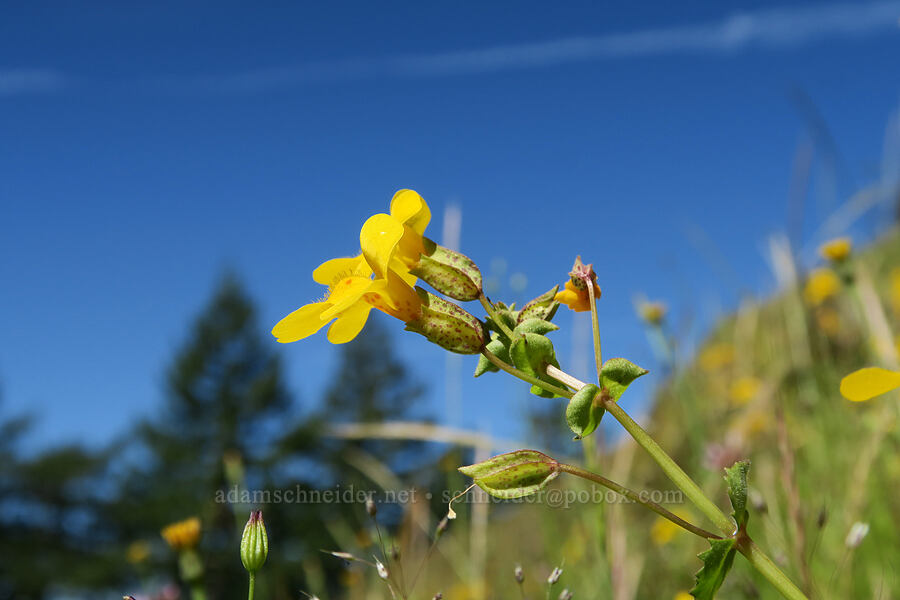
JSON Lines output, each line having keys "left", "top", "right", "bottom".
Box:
{"left": 1, "top": 1, "right": 898, "bottom": 450}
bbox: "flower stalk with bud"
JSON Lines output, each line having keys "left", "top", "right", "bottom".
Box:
{"left": 274, "top": 190, "right": 810, "bottom": 600}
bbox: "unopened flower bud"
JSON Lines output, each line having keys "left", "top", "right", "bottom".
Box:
{"left": 558, "top": 589, "right": 573, "bottom": 600}
{"left": 411, "top": 238, "right": 482, "bottom": 301}
{"left": 240, "top": 510, "right": 268, "bottom": 573}
{"left": 548, "top": 566, "right": 563, "bottom": 585}
{"left": 845, "top": 522, "right": 869, "bottom": 548}
{"left": 514, "top": 564, "right": 524, "bottom": 584}
{"left": 405, "top": 288, "right": 485, "bottom": 354}
{"left": 375, "top": 558, "right": 390, "bottom": 580}
{"left": 365, "top": 496, "right": 377, "bottom": 518}
{"left": 432, "top": 593, "right": 443, "bottom": 600}
{"left": 638, "top": 301, "right": 667, "bottom": 325}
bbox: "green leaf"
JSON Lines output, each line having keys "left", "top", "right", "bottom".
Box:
{"left": 599, "top": 358, "right": 648, "bottom": 401}
{"left": 565, "top": 384, "right": 603, "bottom": 439}
{"left": 411, "top": 238, "right": 483, "bottom": 301}
{"left": 513, "top": 318, "right": 560, "bottom": 336}
{"left": 690, "top": 538, "right": 737, "bottom": 600}
{"left": 459, "top": 450, "right": 560, "bottom": 499}
{"left": 474, "top": 338, "right": 509, "bottom": 377}
{"left": 724, "top": 460, "right": 751, "bottom": 530}
{"left": 517, "top": 285, "right": 560, "bottom": 323}
{"left": 509, "top": 333, "right": 562, "bottom": 398}
{"left": 484, "top": 305, "right": 518, "bottom": 340}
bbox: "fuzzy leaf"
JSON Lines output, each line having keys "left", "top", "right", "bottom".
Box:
{"left": 725, "top": 460, "right": 751, "bottom": 530}
{"left": 474, "top": 338, "right": 508, "bottom": 377}
{"left": 565, "top": 384, "right": 603, "bottom": 439}
{"left": 690, "top": 538, "right": 737, "bottom": 600}
{"left": 459, "top": 450, "right": 560, "bottom": 499}
{"left": 509, "top": 333, "right": 562, "bottom": 398}
{"left": 600, "top": 358, "right": 648, "bottom": 400}
{"left": 517, "top": 286, "right": 560, "bottom": 323}
{"left": 513, "top": 318, "right": 560, "bottom": 336}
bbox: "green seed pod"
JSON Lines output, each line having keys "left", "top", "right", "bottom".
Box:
{"left": 240, "top": 510, "right": 268, "bottom": 574}
{"left": 405, "top": 288, "right": 485, "bottom": 354}
{"left": 410, "top": 238, "right": 483, "bottom": 301}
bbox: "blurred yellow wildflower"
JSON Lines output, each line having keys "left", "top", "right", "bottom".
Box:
{"left": 161, "top": 517, "right": 201, "bottom": 551}
{"left": 272, "top": 190, "right": 429, "bottom": 344}
{"left": 815, "top": 307, "right": 841, "bottom": 337}
{"left": 638, "top": 300, "right": 667, "bottom": 325}
{"left": 126, "top": 541, "right": 150, "bottom": 564}
{"left": 891, "top": 268, "right": 900, "bottom": 316}
{"left": 674, "top": 592, "right": 694, "bottom": 600}
{"left": 556, "top": 256, "right": 601, "bottom": 312}
{"left": 651, "top": 511, "right": 690, "bottom": 546}
{"left": 729, "top": 376, "right": 761, "bottom": 406}
{"left": 819, "top": 237, "right": 852, "bottom": 262}
{"left": 840, "top": 367, "right": 900, "bottom": 402}
{"left": 699, "top": 343, "right": 735, "bottom": 372}
{"left": 803, "top": 268, "right": 840, "bottom": 306}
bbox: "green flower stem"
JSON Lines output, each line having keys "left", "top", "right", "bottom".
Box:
{"left": 545, "top": 364, "right": 586, "bottom": 391}
{"left": 247, "top": 572, "right": 255, "bottom": 600}
{"left": 738, "top": 539, "right": 808, "bottom": 600}
{"left": 559, "top": 463, "right": 721, "bottom": 540}
{"left": 586, "top": 282, "right": 603, "bottom": 382}
{"left": 541, "top": 366, "right": 808, "bottom": 600}
{"left": 477, "top": 293, "right": 516, "bottom": 340}
{"left": 481, "top": 348, "right": 573, "bottom": 399}
{"left": 599, "top": 398, "right": 735, "bottom": 535}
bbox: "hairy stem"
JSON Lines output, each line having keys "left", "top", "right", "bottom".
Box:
{"left": 560, "top": 463, "right": 721, "bottom": 540}
{"left": 587, "top": 282, "right": 603, "bottom": 382}
{"left": 600, "top": 398, "right": 734, "bottom": 534}
{"left": 478, "top": 293, "right": 516, "bottom": 340}
{"left": 481, "top": 348, "right": 573, "bottom": 399}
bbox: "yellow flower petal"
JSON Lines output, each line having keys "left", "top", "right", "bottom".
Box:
{"left": 389, "top": 189, "right": 430, "bottom": 235}
{"left": 820, "top": 237, "right": 852, "bottom": 261}
{"left": 360, "top": 213, "right": 405, "bottom": 278}
{"left": 327, "top": 302, "right": 372, "bottom": 344}
{"left": 803, "top": 268, "right": 841, "bottom": 306}
{"left": 312, "top": 255, "right": 369, "bottom": 285}
{"left": 840, "top": 367, "right": 900, "bottom": 402}
{"left": 320, "top": 276, "right": 376, "bottom": 320}
{"left": 272, "top": 303, "right": 330, "bottom": 343}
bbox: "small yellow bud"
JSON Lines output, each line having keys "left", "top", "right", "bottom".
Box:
{"left": 819, "top": 237, "right": 852, "bottom": 262}
{"left": 161, "top": 517, "right": 201, "bottom": 551}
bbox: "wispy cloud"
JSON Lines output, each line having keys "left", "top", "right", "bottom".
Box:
{"left": 202, "top": 0, "right": 900, "bottom": 92}
{"left": 0, "top": 68, "right": 68, "bottom": 97}
{"left": 4, "top": 1, "right": 899, "bottom": 97}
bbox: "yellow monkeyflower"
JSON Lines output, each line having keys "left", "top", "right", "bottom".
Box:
{"left": 816, "top": 307, "right": 841, "bottom": 337}
{"left": 272, "top": 190, "right": 430, "bottom": 345}
{"left": 161, "top": 517, "right": 201, "bottom": 551}
{"left": 651, "top": 511, "right": 691, "bottom": 546}
{"left": 126, "top": 541, "right": 150, "bottom": 564}
{"left": 819, "top": 237, "right": 852, "bottom": 262}
{"left": 638, "top": 300, "right": 667, "bottom": 325}
{"left": 699, "top": 343, "right": 735, "bottom": 372}
{"left": 803, "top": 268, "right": 841, "bottom": 306}
{"left": 840, "top": 367, "right": 900, "bottom": 402}
{"left": 890, "top": 268, "right": 900, "bottom": 316}
{"left": 359, "top": 189, "right": 431, "bottom": 283}
{"left": 555, "top": 256, "right": 601, "bottom": 312}
{"left": 729, "top": 376, "right": 761, "bottom": 406}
